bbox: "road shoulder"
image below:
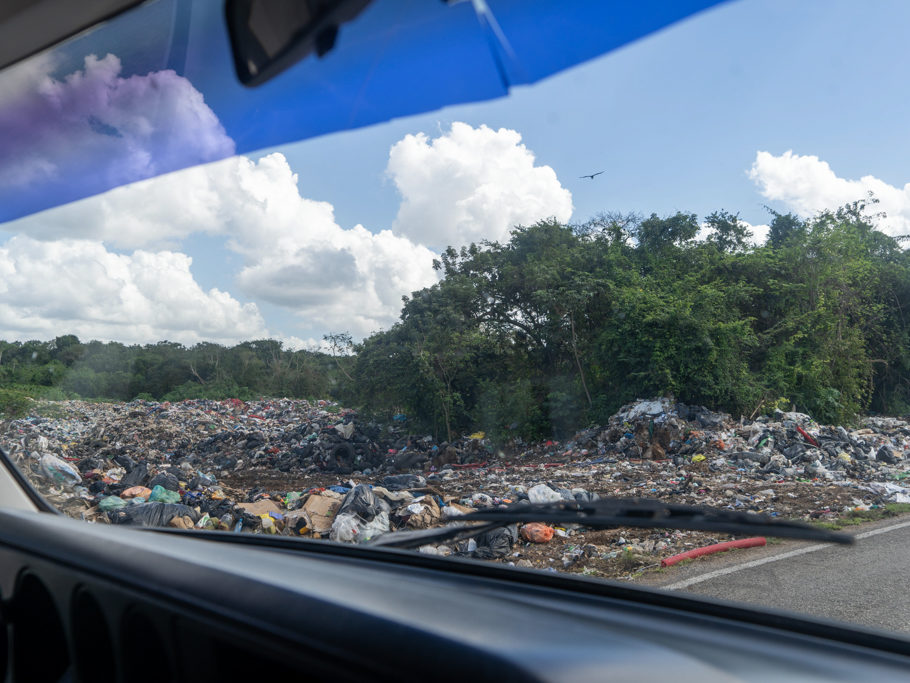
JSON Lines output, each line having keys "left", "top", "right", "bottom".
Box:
{"left": 634, "top": 512, "right": 910, "bottom": 590}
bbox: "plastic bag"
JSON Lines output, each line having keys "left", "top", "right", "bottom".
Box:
{"left": 520, "top": 522, "right": 554, "bottom": 543}
{"left": 470, "top": 492, "right": 494, "bottom": 507}
{"left": 337, "top": 484, "right": 386, "bottom": 519}
{"left": 555, "top": 487, "right": 576, "bottom": 502}
{"left": 380, "top": 474, "right": 425, "bottom": 491}
{"left": 472, "top": 525, "right": 518, "bottom": 559}
{"left": 121, "top": 486, "right": 152, "bottom": 499}
{"left": 330, "top": 514, "right": 360, "bottom": 542}
{"left": 572, "top": 489, "right": 600, "bottom": 504}
{"left": 188, "top": 473, "right": 217, "bottom": 490}
{"left": 38, "top": 454, "right": 82, "bottom": 487}
{"left": 108, "top": 502, "right": 199, "bottom": 528}
{"left": 527, "top": 484, "right": 562, "bottom": 504}
{"left": 119, "top": 461, "right": 149, "bottom": 488}
{"left": 330, "top": 511, "right": 390, "bottom": 543}
{"left": 76, "top": 457, "right": 103, "bottom": 473}
{"left": 148, "top": 472, "right": 180, "bottom": 491}
{"left": 97, "top": 495, "right": 128, "bottom": 512}
{"left": 331, "top": 485, "right": 391, "bottom": 542}
{"left": 335, "top": 422, "right": 355, "bottom": 440}
{"left": 148, "top": 485, "right": 181, "bottom": 504}
{"left": 112, "top": 454, "right": 137, "bottom": 471}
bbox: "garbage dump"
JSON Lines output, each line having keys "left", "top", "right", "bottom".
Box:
{"left": 2, "top": 396, "right": 909, "bottom": 579}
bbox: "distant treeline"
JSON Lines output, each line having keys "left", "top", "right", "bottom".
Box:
{"left": 0, "top": 338, "right": 338, "bottom": 407}
{"left": 3, "top": 201, "right": 909, "bottom": 441}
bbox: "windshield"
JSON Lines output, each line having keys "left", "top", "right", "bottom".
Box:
{"left": 2, "top": 0, "right": 910, "bottom": 638}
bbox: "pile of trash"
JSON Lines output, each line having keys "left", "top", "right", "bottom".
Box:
{"left": 2, "top": 397, "right": 909, "bottom": 579}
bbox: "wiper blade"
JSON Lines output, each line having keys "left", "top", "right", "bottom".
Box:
{"left": 368, "top": 497, "right": 853, "bottom": 550}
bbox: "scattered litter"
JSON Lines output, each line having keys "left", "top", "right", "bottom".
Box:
{"left": 3, "top": 396, "right": 909, "bottom": 579}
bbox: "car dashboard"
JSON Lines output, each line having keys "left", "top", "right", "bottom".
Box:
{"left": 0, "top": 508, "right": 907, "bottom": 682}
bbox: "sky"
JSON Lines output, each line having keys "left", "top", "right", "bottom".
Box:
{"left": 2, "top": 0, "right": 910, "bottom": 349}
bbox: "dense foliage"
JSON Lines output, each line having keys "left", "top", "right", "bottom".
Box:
{"left": 2, "top": 201, "right": 908, "bottom": 438}
{"left": 343, "top": 202, "right": 910, "bottom": 439}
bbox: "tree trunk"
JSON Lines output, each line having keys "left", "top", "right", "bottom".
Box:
{"left": 569, "top": 313, "right": 593, "bottom": 408}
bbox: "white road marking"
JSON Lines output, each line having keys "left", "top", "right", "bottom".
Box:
{"left": 663, "top": 519, "right": 910, "bottom": 591}
{"left": 664, "top": 544, "right": 829, "bottom": 590}
{"left": 855, "top": 519, "right": 910, "bottom": 539}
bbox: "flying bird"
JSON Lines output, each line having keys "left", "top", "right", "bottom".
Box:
{"left": 579, "top": 170, "right": 605, "bottom": 179}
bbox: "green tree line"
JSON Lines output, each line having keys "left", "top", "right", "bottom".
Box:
{"left": 0, "top": 338, "right": 338, "bottom": 409}
{"left": 342, "top": 201, "right": 910, "bottom": 439}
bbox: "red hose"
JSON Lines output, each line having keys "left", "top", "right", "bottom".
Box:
{"left": 796, "top": 425, "right": 820, "bottom": 448}
{"left": 660, "top": 537, "right": 766, "bottom": 567}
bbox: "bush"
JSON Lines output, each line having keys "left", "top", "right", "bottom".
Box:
{"left": 163, "top": 380, "right": 255, "bottom": 402}
{"left": 0, "top": 387, "right": 32, "bottom": 417}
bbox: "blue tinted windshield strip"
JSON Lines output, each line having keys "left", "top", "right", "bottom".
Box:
{"left": 0, "top": 0, "right": 726, "bottom": 222}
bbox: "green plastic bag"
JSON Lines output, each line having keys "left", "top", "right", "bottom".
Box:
{"left": 98, "top": 495, "right": 127, "bottom": 511}
{"left": 149, "top": 484, "right": 181, "bottom": 504}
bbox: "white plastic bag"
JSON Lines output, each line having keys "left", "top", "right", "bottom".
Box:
{"left": 528, "top": 484, "right": 562, "bottom": 504}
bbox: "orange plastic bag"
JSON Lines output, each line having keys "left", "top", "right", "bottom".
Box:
{"left": 121, "top": 486, "right": 152, "bottom": 499}
{"left": 520, "top": 522, "right": 554, "bottom": 543}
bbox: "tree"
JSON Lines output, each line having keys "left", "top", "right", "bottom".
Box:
{"left": 704, "top": 210, "right": 752, "bottom": 252}
{"left": 635, "top": 212, "right": 700, "bottom": 252}
{"left": 323, "top": 332, "right": 355, "bottom": 383}
{"left": 765, "top": 209, "right": 806, "bottom": 249}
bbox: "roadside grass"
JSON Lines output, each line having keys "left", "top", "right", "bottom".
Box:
{"left": 618, "top": 548, "right": 640, "bottom": 571}
{"left": 812, "top": 503, "right": 910, "bottom": 531}
{"left": 640, "top": 556, "right": 693, "bottom": 576}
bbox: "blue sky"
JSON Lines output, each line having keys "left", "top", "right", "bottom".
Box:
{"left": 2, "top": 0, "right": 910, "bottom": 346}
{"left": 271, "top": 0, "right": 910, "bottom": 230}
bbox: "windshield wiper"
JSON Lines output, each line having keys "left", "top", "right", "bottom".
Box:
{"left": 368, "top": 497, "right": 853, "bottom": 550}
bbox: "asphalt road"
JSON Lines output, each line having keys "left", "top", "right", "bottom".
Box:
{"left": 642, "top": 517, "right": 910, "bottom": 634}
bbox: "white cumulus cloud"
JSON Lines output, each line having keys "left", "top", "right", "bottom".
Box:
{"left": 9, "top": 153, "right": 440, "bottom": 338}
{"left": 388, "top": 122, "right": 573, "bottom": 248}
{"left": 221, "top": 155, "right": 439, "bottom": 337}
{"left": 7, "top": 155, "right": 228, "bottom": 249}
{"left": 749, "top": 150, "right": 910, "bottom": 236}
{"left": 4, "top": 121, "right": 570, "bottom": 342}
{"left": 748, "top": 221, "right": 771, "bottom": 244}
{"left": 0, "top": 236, "right": 266, "bottom": 344}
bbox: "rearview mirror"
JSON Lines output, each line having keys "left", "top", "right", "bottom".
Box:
{"left": 225, "top": 0, "right": 372, "bottom": 86}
